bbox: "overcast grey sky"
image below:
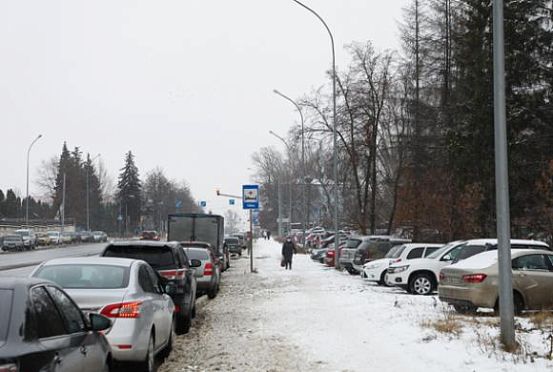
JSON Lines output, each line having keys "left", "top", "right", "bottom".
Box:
{"left": 0, "top": 0, "right": 409, "bottom": 216}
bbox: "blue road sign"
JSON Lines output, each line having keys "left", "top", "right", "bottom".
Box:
{"left": 229, "top": 199, "right": 235, "bottom": 205}
{"left": 176, "top": 200, "right": 183, "bottom": 209}
{"left": 242, "top": 185, "right": 259, "bottom": 209}
{"left": 200, "top": 201, "right": 207, "bottom": 207}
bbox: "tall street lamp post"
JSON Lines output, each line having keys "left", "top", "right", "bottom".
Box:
{"left": 273, "top": 89, "right": 306, "bottom": 242}
{"left": 493, "top": 0, "right": 515, "bottom": 349}
{"left": 26, "top": 134, "right": 43, "bottom": 226}
{"left": 290, "top": 0, "right": 338, "bottom": 268}
{"left": 86, "top": 154, "right": 101, "bottom": 231}
{"left": 269, "top": 130, "right": 294, "bottom": 235}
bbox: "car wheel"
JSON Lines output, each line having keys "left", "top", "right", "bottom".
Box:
{"left": 346, "top": 268, "right": 359, "bottom": 275}
{"left": 176, "top": 311, "right": 191, "bottom": 335}
{"left": 453, "top": 304, "right": 477, "bottom": 314}
{"left": 102, "top": 357, "right": 111, "bottom": 372}
{"left": 494, "top": 292, "right": 524, "bottom": 316}
{"left": 378, "top": 271, "right": 387, "bottom": 286}
{"left": 409, "top": 273, "right": 434, "bottom": 295}
{"left": 139, "top": 333, "right": 155, "bottom": 372}
{"left": 208, "top": 287, "right": 217, "bottom": 299}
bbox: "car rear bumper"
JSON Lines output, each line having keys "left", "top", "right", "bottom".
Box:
{"left": 438, "top": 285, "right": 496, "bottom": 309}
{"left": 106, "top": 318, "right": 151, "bottom": 362}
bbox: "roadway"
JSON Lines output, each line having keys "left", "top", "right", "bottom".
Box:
{"left": 0, "top": 242, "right": 107, "bottom": 277}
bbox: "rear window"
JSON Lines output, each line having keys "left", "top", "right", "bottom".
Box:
{"left": 184, "top": 249, "right": 209, "bottom": 260}
{"left": 225, "top": 238, "right": 239, "bottom": 245}
{"left": 103, "top": 245, "right": 175, "bottom": 269}
{"left": 385, "top": 245, "right": 405, "bottom": 258}
{"left": 346, "top": 239, "right": 362, "bottom": 249}
{"left": 34, "top": 264, "right": 129, "bottom": 289}
{"left": 0, "top": 289, "right": 12, "bottom": 341}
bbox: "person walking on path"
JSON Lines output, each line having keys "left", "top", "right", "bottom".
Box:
{"left": 281, "top": 237, "right": 296, "bottom": 270}
{"left": 266, "top": 230, "right": 272, "bottom": 240}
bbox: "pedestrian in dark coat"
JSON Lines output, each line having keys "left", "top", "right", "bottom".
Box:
{"left": 281, "top": 237, "right": 296, "bottom": 270}
{"left": 267, "top": 231, "right": 272, "bottom": 240}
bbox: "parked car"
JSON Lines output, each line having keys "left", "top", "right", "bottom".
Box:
{"left": 439, "top": 249, "right": 553, "bottom": 314}
{"left": 183, "top": 247, "right": 221, "bottom": 299}
{"left": 77, "top": 231, "right": 94, "bottom": 243}
{"left": 352, "top": 237, "right": 412, "bottom": 274}
{"left": 180, "top": 241, "right": 222, "bottom": 271}
{"left": 310, "top": 247, "right": 328, "bottom": 262}
{"left": 362, "top": 243, "right": 443, "bottom": 285}
{"left": 387, "top": 239, "right": 550, "bottom": 296}
{"left": 224, "top": 237, "right": 242, "bottom": 256}
{"left": 14, "top": 229, "right": 37, "bottom": 249}
{"left": 101, "top": 241, "right": 197, "bottom": 334}
{"left": 0, "top": 277, "right": 112, "bottom": 372}
{"left": 340, "top": 236, "right": 410, "bottom": 275}
{"left": 1, "top": 235, "right": 25, "bottom": 252}
{"left": 232, "top": 233, "right": 246, "bottom": 249}
{"left": 61, "top": 232, "right": 74, "bottom": 244}
{"left": 31, "top": 257, "right": 175, "bottom": 370}
{"left": 47, "top": 231, "right": 61, "bottom": 245}
{"left": 140, "top": 230, "right": 161, "bottom": 241}
{"left": 36, "top": 232, "right": 51, "bottom": 246}
{"left": 92, "top": 231, "right": 108, "bottom": 242}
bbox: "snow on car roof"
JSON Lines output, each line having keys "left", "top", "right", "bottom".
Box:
{"left": 464, "top": 238, "right": 549, "bottom": 247}
{"left": 449, "top": 248, "right": 552, "bottom": 270}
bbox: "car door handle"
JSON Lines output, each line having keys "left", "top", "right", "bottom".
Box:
{"left": 80, "top": 346, "right": 87, "bottom": 355}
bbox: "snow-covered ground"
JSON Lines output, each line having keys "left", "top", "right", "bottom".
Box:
{"left": 161, "top": 239, "right": 553, "bottom": 372}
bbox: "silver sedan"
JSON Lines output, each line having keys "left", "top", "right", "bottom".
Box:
{"left": 30, "top": 256, "right": 175, "bottom": 372}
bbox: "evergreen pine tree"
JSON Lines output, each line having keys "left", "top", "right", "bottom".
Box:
{"left": 117, "top": 151, "right": 142, "bottom": 234}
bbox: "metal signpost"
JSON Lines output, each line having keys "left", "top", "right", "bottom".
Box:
{"left": 243, "top": 185, "right": 260, "bottom": 273}
{"left": 493, "top": 0, "right": 515, "bottom": 349}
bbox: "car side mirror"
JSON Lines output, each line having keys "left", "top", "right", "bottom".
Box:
{"left": 89, "top": 313, "right": 111, "bottom": 332}
{"left": 190, "top": 259, "right": 202, "bottom": 268}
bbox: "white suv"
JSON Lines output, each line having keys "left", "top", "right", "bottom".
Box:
{"left": 386, "top": 239, "right": 549, "bottom": 295}
{"left": 362, "top": 243, "right": 443, "bottom": 285}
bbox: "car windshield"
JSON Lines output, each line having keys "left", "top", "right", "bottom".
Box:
{"left": 16, "top": 231, "right": 29, "bottom": 236}
{"left": 4, "top": 235, "right": 21, "bottom": 241}
{"left": 0, "top": 289, "right": 12, "bottom": 341}
{"left": 103, "top": 245, "right": 175, "bottom": 269}
{"left": 48, "top": 232, "right": 58, "bottom": 236}
{"left": 386, "top": 245, "right": 406, "bottom": 258}
{"left": 346, "top": 239, "right": 362, "bottom": 249}
{"left": 427, "top": 242, "right": 460, "bottom": 259}
{"left": 184, "top": 248, "right": 209, "bottom": 260}
{"left": 34, "top": 264, "right": 130, "bottom": 289}
{"left": 225, "top": 239, "right": 239, "bottom": 245}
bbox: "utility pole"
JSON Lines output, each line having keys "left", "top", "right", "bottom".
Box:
{"left": 290, "top": 0, "right": 338, "bottom": 269}
{"left": 25, "top": 134, "right": 42, "bottom": 227}
{"left": 61, "top": 173, "right": 66, "bottom": 235}
{"left": 493, "top": 0, "right": 515, "bottom": 349}
{"left": 277, "top": 181, "right": 283, "bottom": 236}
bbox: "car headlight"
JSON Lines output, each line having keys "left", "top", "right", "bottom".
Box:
{"left": 388, "top": 265, "right": 409, "bottom": 274}
{"left": 364, "top": 263, "right": 379, "bottom": 270}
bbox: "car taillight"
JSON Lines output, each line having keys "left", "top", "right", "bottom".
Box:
{"left": 0, "top": 364, "right": 18, "bottom": 372}
{"left": 463, "top": 274, "right": 487, "bottom": 283}
{"left": 100, "top": 301, "right": 142, "bottom": 318}
{"left": 327, "top": 250, "right": 335, "bottom": 257}
{"left": 159, "top": 269, "right": 186, "bottom": 280}
{"left": 204, "top": 262, "right": 213, "bottom": 276}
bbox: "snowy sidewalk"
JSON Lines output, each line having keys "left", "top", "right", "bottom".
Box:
{"left": 162, "top": 239, "right": 553, "bottom": 372}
